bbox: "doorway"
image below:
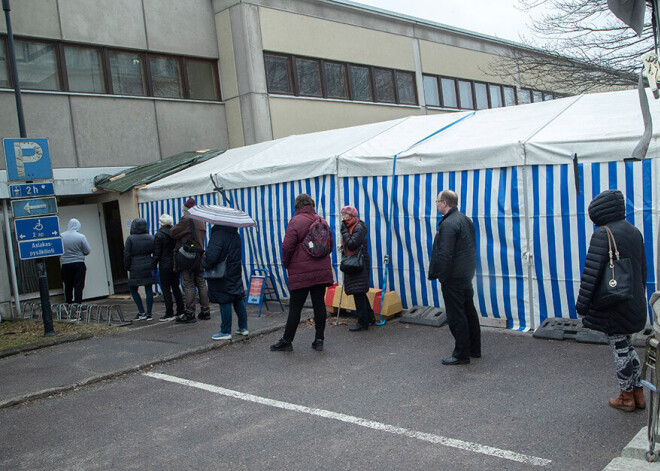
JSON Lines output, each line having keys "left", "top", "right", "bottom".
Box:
{"left": 103, "top": 201, "right": 128, "bottom": 293}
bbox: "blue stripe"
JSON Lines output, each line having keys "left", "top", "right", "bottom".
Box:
{"left": 483, "top": 168, "right": 499, "bottom": 318}
{"left": 361, "top": 177, "right": 373, "bottom": 287}
{"left": 402, "top": 175, "right": 416, "bottom": 306}
{"left": 608, "top": 161, "right": 618, "bottom": 189}
{"left": 560, "top": 164, "right": 576, "bottom": 318}
{"left": 642, "top": 159, "right": 655, "bottom": 320}
{"left": 471, "top": 170, "right": 487, "bottom": 318}
{"left": 625, "top": 161, "right": 635, "bottom": 225}
{"left": 510, "top": 166, "right": 525, "bottom": 330}
{"left": 411, "top": 173, "right": 428, "bottom": 306}
{"left": 373, "top": 176, "right": 384, "bottom": 290}
{"left": 545, "top": 166, "right": 562, "bottom": 320}
{"left": 576, "top": 163, "right": 587, "bottom": 273}
{"left": 532, "top": 166, "right": 548, "bottom": 323}
{"left": 392, "top": 176, "right": 407, "bottom": 306}
{"left": 424, "top": 173, "right": 439, "bottom": 307}
{"left": 497, "top": 168, "right": 510, "bottom": 321}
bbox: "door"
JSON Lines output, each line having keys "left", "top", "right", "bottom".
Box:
{"left": 58, "top": 204, "right": 111, "bottom": 300}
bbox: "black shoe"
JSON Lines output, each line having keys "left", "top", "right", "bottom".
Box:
{"left": 197, "top": 312, "right": 211, "bottom": 320}
{"left": 349, "top": 323, "right": 368, "bottom": 332}
{"left": 270, "top": 339, "right": 293, "bottom": 352}
{"left": 175, "top": 314, "right": 197, "bottom": 324}
{"left": 470, "top": 353, "right": 481, "bottom": 358}
{"left": 312, "top": 339, "right": 324, "bottom": 351}
{"left": 369, "top": 317, "right": 376, "bottom": 325}
{"left": 442, "top": 356, "right": 470, "bottom": 365}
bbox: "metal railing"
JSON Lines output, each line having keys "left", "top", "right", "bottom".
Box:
{"left": 21, "top": 302, "right": 125, "bottom": 326}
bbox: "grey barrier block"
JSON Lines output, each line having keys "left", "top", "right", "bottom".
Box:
{"left": 400, "top": 306, "right": 447, "bottom": 327}
{"left": 533, "top": 318, "right": 609, "bottom": 344}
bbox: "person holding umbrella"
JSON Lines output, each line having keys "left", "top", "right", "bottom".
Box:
{"left": 203, "top": 223, "right": 248, "bottom": 341}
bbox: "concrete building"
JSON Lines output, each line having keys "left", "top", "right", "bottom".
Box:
{"left": 0, "top": 0, "right": 573, "bottom": 315}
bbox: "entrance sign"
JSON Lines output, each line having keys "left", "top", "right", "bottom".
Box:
{"left": 11, "top": 197, "right": 58, "bottom": 218}
{"left": 9, "top": 182, "right": 55, "bottom": 198}
{"left": 3, "top": 138, "right": 52, "bottom": 181}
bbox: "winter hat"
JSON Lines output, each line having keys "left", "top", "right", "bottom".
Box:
{"left": 341, "top": 205, "right": 358, "bottom": 218}
{"left": 159, "top": 213, "right": 173, "bottom": 227}
{"left": 184, "top": 198, "right": 196, "bottom": 209}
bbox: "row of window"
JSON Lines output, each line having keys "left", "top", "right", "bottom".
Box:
{"left": 0, "top": 36, "right": 220, "bottom": 101}
{"left": 423, "top": 74, "right": 559, "bottom": 110}
{"left": 264, "top": 52, "right": 418, "bottom": 105}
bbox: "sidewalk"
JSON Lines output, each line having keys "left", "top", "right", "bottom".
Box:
{"left": 0, "top": 294, "right": 295, "bottom": 409}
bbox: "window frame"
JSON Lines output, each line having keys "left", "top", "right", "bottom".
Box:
{"left": 264, "top": 52, "right": 294, "bottom": 96}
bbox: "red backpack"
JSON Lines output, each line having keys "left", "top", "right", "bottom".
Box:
{"left": 302, "top": 215, "right": 334, "bottom": 258}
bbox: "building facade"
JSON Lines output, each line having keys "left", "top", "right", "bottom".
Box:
{"left": 0, "top": 0, "right": 571, "bottom": 313}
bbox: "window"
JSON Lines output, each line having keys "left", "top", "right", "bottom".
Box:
{"left": 395, "top": 71, "right": 416, "bottom": 105}
{"left": 349, "top": 65, "right": 372, "bottom": 101}
{"left": 373, "top": 68, "right": 395, "bottom": 103}
{"left": 0, "top": 39, "right": 8, "bottom": 88}
{"left": 264, "top": 54, "right": 292, "bottom": 94}
{"left": 186, "top": 59, "right": 218, "bottom": 100}
{"left": 324, "top": 62, "right": 348, "bottom": 98}
{"left": 488, "top": 84, "right": 503, "bottom": 108}
{"left": 150, "top": 55, "right": 183, "bottom": 98}
{"left": 109, "top": 51, "right": 145, "bottom": 95}
{"left": 518, "top": 88, "right": 532, "bottom": 104}
{"left": 532, "top": 91, "right": 543, "bottom": 103}
{"left": 503, "top": 86, "right": 516, "bottom": 106}
{"left": 295, "top": 57, "right": 322, "bottom": 97}
{"left": 474, "top": 82, "right": 489, "bottom": 110}
{"left": 543, "top": 92, "right": 554, "bottom": 101}
{"left": 441, "top": 78, "right": 458, "bottom": 108}
{"left": 423, "top": 75, "right": 439, "bottom": 106}
{"left": 64, "top": 46, "right": 104, "bottom": 93}
{"left": 458, "top": 80, "right": 473, "bottom": 109}
{"left": 15, "top": 39, "right": 59, "bottom": 90}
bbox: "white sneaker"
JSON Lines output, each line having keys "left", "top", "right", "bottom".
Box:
{"left": 235, "top": 328, "right": 249, "bottom": 336}
{"left": 132, "top": 313, "right": 147, "bottom": 322}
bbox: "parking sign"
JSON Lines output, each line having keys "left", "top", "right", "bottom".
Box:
{"left": 3, "top": 138, "right": 53, "bottom": 181}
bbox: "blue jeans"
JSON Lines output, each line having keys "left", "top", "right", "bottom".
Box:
{"left": 219, "top": 298, "right": 248, "bottom": 334}
{"left": 130, "top": 285, "right": 153, "bottom": 315}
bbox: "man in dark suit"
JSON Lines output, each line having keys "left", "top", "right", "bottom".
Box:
{"left": 428, "top": 190, "right": 481, "bottom": 365}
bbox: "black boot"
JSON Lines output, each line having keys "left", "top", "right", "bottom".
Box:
{"left": 175, "top": 313, "right": 197, "bottom": 324}
{"left": 270, "top": 339, "right": 293, "bottom": 351}
{"left": 349, "top": 322, "right": 368, "bottom": 332}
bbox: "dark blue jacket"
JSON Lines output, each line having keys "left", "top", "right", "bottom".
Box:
{"left": 124, "top": 218, "right": 155, "bottom": 287}
{"left": 202, "top": 225, "right": 245, "bottom": 304}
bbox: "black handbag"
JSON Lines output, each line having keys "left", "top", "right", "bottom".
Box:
{"left": 340, "top": 246, "right": 364, "bottom": 274}
{"left": 592, "top": 225, "right": 634, "bottom": 309}
{"left": 203, "top": 239, "right": 232, "bottom": 280}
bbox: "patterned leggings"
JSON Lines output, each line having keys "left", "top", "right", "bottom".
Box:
{"left": 608, "top": 334, "right": 642, "bottom": 392}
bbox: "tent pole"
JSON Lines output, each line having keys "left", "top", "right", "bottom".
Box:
{"left": 521, "top": 162, "right": 536, "bottom": 331}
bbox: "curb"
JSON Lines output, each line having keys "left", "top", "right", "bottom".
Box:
{"left": 0, "top": 323, "right": 287, "bottom": 410}
{"left": 0, "top": 333, "right": 93, "bottom": 360}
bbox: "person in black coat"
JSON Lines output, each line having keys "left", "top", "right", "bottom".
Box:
{"left": 202, "top": 224, "right": 247, "bottom": 341}
{"left": 428, "top": 190, "right": 480, "bottom": 366}
{"left": 124, "top": 218, "right": 155, "bottom": 321}
{"left": 576, "top": 189, "right": 647, "bottom": 412}
{"left": 152, "top": 214, "right": 185, "bottom": 321}
{"left": 340, "top": 205, "right": 375, "bottom": 331}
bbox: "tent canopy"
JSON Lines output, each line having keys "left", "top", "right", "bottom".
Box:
{"left": 138, "top": 88, "right": 659, "bottom": 204}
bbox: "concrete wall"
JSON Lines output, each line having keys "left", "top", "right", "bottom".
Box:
{"left": 269, "top": 97, "right": 419, "bottom": 138}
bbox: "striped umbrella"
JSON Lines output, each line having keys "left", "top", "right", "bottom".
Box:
{"left": 186, "top": 204, "right": 257, "bottom": 228}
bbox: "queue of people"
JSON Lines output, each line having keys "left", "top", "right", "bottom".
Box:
{"left": 65, "top": 188, "right": 651, "bottom": 414}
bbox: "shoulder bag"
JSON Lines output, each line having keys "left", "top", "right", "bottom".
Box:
{"left": 592, "top": 225, "right": 634, "bottom": 309}
{"left": 204, "top": 238, "right": 233, "bottom": 280}
{"left": 340, "top": 245, "right": 364, "bottom": 274}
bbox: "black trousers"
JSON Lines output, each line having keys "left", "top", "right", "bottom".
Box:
{"left": 160, "top": 269, "right": 185, "bottom": 316}
{"left": 441, "top": 281, "right": 481, "bottom": 360}
{"left": 61, "top": 262, "right": 86, "bottom": 304}
{"left": 353, "top": 292, "right": 371, "bottom": 326}
{"left": 283, "top": 285, "right": 327, "bottom": 342}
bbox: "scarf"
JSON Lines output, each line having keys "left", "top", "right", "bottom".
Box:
{"left": 342, "top": 216, "right": 359, "bottom": 254}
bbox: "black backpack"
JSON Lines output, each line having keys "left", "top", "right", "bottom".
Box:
{"left": 175, "top": 218, "right": 203, "bottom": 272}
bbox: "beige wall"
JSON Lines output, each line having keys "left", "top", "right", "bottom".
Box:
{"left": 216, "top": 9, "right": 239, "bottom": 101}
{"left": 259, "top": 7, "right": 415, "bottom": 70}
{"left": 268, "top": 97, "right": 420, "bottom": 138}
{"left": 419, "top": 40, "right": 515, "bottom": 85}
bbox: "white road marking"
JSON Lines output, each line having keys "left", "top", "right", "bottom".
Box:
{"left": 144, "top": 372, "right": 551, "bottom": 466}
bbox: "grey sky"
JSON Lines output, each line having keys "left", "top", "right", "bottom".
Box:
{"left": 346, "top": 0, "right": 540, "bottom": 43}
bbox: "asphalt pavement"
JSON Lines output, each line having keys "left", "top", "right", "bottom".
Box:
{"left": 0, "top": 294, "right": 657, "bottom": 470}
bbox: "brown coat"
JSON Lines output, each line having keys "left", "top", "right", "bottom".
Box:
{"left": 170, "top": 213, "right": 206, "bottom": 251}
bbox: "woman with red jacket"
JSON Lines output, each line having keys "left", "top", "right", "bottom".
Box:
{"left": 271, "top": 194, "right": 334, "bottom": 352}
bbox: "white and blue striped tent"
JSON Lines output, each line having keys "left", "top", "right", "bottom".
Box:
{"left": 138, "top": 89, "right": 659, "bottom": 331}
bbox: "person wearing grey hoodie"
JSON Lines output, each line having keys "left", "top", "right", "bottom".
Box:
{"left": 60, "top": 218, "right": 91, "bottom": 304}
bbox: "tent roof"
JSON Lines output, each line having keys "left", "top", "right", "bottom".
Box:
{"left": 137, "top": 88, "right": 658, "bottom": 203}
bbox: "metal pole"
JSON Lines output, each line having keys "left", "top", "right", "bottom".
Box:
{"left": 3, "top": 0, "right": 55, "bottom": 336}
{"left": 2, "top": 200, "right": 21, "bottom": 318}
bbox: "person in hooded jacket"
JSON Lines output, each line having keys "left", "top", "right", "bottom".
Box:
{"left": 202, "top": 224, "right": 248, "bottom": 341}
{"left": 576, "top": 189, "right": 647, "bottom": 412}
{"left": 124, "top": 218, "right": 155, "bottom": 321}
{"left": 271, "top": 194, "right": 334, "bottom": 352}
{"left": 60, "top": 218, "right": 91, "bottom": 304}
{"left": 339, "top": 205, "right": 375, "bottom": 331}
{"left": 152, "top": 213, "right": 185, "bottom": 322}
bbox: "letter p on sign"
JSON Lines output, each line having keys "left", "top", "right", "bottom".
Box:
{"left": 3, "top": 138, "right": 52, "bottom": 181}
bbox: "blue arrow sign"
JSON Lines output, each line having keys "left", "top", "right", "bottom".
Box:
{"left": 14, "top": 216, "right": 61, "bottom": 242}
{"left": 9, "top": 182, "right": 55, "bottom": 199}
{"left": 11, "top": 197, "right": 58, "bottom": 218}
{"left": 18, "top": 237, "right": 63, "bottom": 260}
{"left": 3, "top": 138, "right": 53, "bottom": 181}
